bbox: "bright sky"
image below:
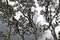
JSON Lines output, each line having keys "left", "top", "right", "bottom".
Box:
{"left": 3, "top": 0, "right": 60, "bottom": 40}
{"left": 14, "top": 11, "right": 23, "bottom": 20}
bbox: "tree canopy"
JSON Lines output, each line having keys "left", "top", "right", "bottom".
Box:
{"left": 0, "top": 0, "right": 60, "bottom": 40}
